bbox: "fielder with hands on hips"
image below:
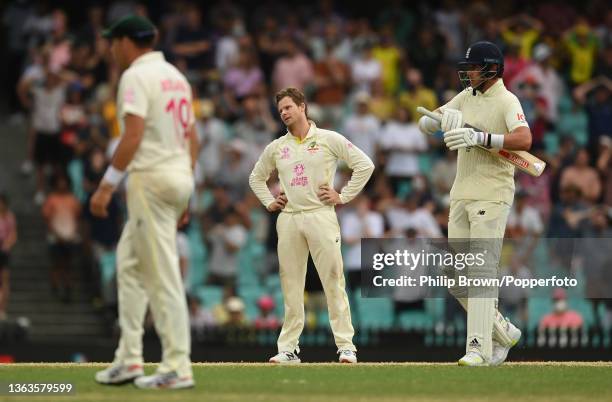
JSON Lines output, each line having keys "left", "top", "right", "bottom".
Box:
{"left": 90, "top": 16, "right": 198, "bottom": 389}
{"left": 249, "top": 87, "right": 374, "bottom": 364}
{"left": 418, "top": 41, "right": 532, "bottom": 367}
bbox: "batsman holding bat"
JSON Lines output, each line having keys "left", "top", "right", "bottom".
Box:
{"left": 90, "top": 16, "right": 197, "bottom": 388}
{"left": 418, "top": 41, "right": 531, "bottom": 366}
{"left": 249, "top": 88, "right": 374, "bottom": 364}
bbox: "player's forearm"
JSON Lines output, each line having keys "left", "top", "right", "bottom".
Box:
{"left": 339, "top": 161, "right": 375, "bottom": 204}
{"left": 500, "top": 127, "right": 532, "bottom": 151}
{"left": 248, "top": 174, "right": 275, "bottom": 209}
{"left": 110, "top": 131, "right": 143, "bottom": 171}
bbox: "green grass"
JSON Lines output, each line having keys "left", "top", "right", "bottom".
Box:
{"left": 1, "top": 363, "right": 611, "bottom": 402}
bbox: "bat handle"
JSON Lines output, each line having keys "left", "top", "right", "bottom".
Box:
{"left": 416, "top": 106, "right": 442, "bottom": 123}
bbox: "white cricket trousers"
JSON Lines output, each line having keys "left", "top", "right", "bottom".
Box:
{"left": 113, "top": 169, "right": 193, "bottom": 378}
{"left": 447, "top": 199, "right": 510, "bottom": 361}
{"left": 276, "top": 207, "right": 356, "bottom": 354}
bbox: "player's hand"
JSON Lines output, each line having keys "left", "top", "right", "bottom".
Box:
{"left": 178, "top": 209, "right": 190, "bottom": 229}
{"left": 267, "top": 192, "right": 288, "bottom": 212}
{"left": 317, "top": 184, "right": 342, "bottom": 205}
{"left": 441, "top": 108, "right": 463, "bottom": 132}
{"left": 444, "top": 127, "right": 485, "bottom": 150}
{"left": 90, "top": 183, "right": 114, "bottom": 218}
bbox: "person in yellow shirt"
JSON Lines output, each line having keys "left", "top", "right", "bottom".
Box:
{"left": 564, "top": 22, "right": 599, "bottom": 85}
{"left": 372, "top": 28, "right": 403, "bottom": 95}
{"left": 249, "top": 87, "right": 374, "bottom": 364}
{"left": 399, "top": 68, "right": 438, "bottom": 121}
{"left": 500, "top": 14, "right": 542, "bottom": 61}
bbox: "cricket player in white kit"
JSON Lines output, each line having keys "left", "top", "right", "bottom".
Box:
{"left": 249, "top": 88, "right": 374, "bottom": 364}
{"left": 90, "top": 16, "right": 198, "bottom": 388}
{"left": 419, "top": 42, "right": 530, "bottom": 366}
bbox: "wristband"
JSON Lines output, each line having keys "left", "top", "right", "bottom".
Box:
{"left": 489, "top": 133, "right": 505, "bottom": 149}
{"left": 102, "top": 166, "right": 126, "bottom": 187}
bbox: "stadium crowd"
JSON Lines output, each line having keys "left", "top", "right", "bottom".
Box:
{"left": 1, "top": 0, "right": 611, "bottom": 334}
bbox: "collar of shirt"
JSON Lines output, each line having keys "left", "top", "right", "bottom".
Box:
{"left": 473, "top": 78, "right": 505, "bottom": 98}
{"left": 131, "top": 51, "right": 165, "bottom": 67}
{"left": 287, "top": 120, "right": 317, "bottom": 144}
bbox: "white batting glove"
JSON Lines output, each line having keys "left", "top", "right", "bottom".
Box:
{"left": 418, "top": 115, "right": 441, "bottom": 135}
{"left": 441, "top": 108, "right": 463, "bottom": 132}
{"left": 444, "top": 127, "right": 486, "bottom": 150}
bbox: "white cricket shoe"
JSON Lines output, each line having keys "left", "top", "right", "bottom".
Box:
{"left": 95, "top": 363, "right": 144, "bottom": 385}
{"left": 269, "top": 351, "right": 301, "bottom": 364}
{"left": 338, "top": 350, "right": 357, "bottom": 363}
{"left": 458, "top": 351, "right": 488, "bottom": 366}
{"left": 134, "top": 371, "right": 195, "bottom": 389}
{"left": 491, "top": 319, "right": 522, "bottom": 366}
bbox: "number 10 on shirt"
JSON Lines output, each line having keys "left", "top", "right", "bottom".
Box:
{"left": 165, "top": 97, "right": 191, "bottom": 148}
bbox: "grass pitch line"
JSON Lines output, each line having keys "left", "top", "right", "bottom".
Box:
{"left": 2, "top": 361, "right": 612, "bottom": 368}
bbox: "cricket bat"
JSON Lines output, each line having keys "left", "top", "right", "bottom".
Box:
{"left": 417, "top": 106, "right": 546, "bottom": 177}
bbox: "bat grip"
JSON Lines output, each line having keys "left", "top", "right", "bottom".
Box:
{"left": 416, "top": 106, "right": 442, "bottom": 123}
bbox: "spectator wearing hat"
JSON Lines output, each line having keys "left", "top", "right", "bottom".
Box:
{"left": 539, "top": 288, "right": 584, "bottom": 330}
{"left": 254, "top": 295, "right": 280, "bottom": 330}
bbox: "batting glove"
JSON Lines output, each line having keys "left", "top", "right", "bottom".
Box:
{"left": 441, "top": 108, "right": 463, "bottom": 132}
{"left": 443, "top": 127, "right": 485, "bottom": 150}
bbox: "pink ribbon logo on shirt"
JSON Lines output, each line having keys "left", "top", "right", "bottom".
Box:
{"left": 291, "top": 163, "right": 308, "bottom": 187}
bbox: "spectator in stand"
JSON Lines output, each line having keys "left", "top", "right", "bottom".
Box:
{"left": 430, "top": 150, "right": 456, "bottom": 206}
{"left": 188, "top": 294, "right": 217, "bottom": 337}
{"left": 513, "top": 75, "right": 549, "bottom": 148}
{"left": 564, "top": 20, "right": 599, "bottom": 86}
{"left": 399, "top": 68, "right": 438, "bottom": 121}
{"left": 539, "top": 288, "right": 584, "bottom": 330}
{"left": 224, "top": 296, "right": 248, "bottom": 328}
{"left": 512, "top": 43, "right": 564, "bottom": 121}
{"left": 254, "top": 295, "right": 280, "bottom": 330}
{"left": 372, "top": 26, "right": 403, "bottom": 95}
{"left": 350, "top": 44, "right": 382, "bottom": 94}
{"left": 42, "top": 174, "right": 81, "bottom": 303}
{"left": 223, "top": 48, "right": 264, "bottom": 100}
{"left": 548, "top": 185, "right": 589, "bottom": 240}
{"left": 232, "top": 95, "right": 278, "bottom": 158}
{"left": 341, "top": 92, "right": 380, "bottom": 163}
{"left": 312, "top": 44, "right": 350, "bottom": 128}
{"left": 506, "top": 190, "right": 544, "bottom": 263}
{"left": 560, "top": 149, "right": 602, "bottom": 204}
{"left": 385, "top": 194, "right": 442, "bottom": 238}
{"left": 408, "top": 26, "right": 445, "bottom": 88}
{"left": 596, "top": 136, "right": 612, "bottom": 206}
{"left": 368, "top": 79, "right": 395, "bottom": 122}
{"left": 172, "top": 4, "right": 213, "bottom": 80}
{"left": 60, "top": 83, "right": 89, "bottom": 160}
{"left": 206, "top": 207, "right": 247, "bottom": 288}
{"left": 340, "top": 194, "right": 384, "bottom": 291}
{"left": 579, "top": 207, "right": 612, "bottom": 329}
{"left": 499, "top": 256, "right": 531, "bottom": 325}
{"left": 0, "top": 194, "right": 17, "bottom": 320}
{"left": 25, "top": 67, "right": 67, "bottom": 205}
{"left": 573, "top": 76, "right": 612, "bottom": 154}
{"left": 218, "top": 139, "right": 258, "bottom": 202}
{"left": 500, "top": 14, "right": 542, "bottom": 61}
{"left": 378, "top": 106, "right": 427, "bottom": 195}
{"left": 82, "top": 147, "right": 121, "bottom": 259}
{"left": 196, "top": 100, "right": 229, "bottom": 184}
{"left": 272, "top": 37, "right": 314, "bottom": 92}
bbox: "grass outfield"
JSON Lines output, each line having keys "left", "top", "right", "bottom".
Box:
{"left": 1, "top": 363, "right": 612, "bottom": 402}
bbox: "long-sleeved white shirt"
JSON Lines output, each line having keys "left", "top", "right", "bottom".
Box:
{"left": 249, "top": 122, "right": 374, "bottom": 212}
